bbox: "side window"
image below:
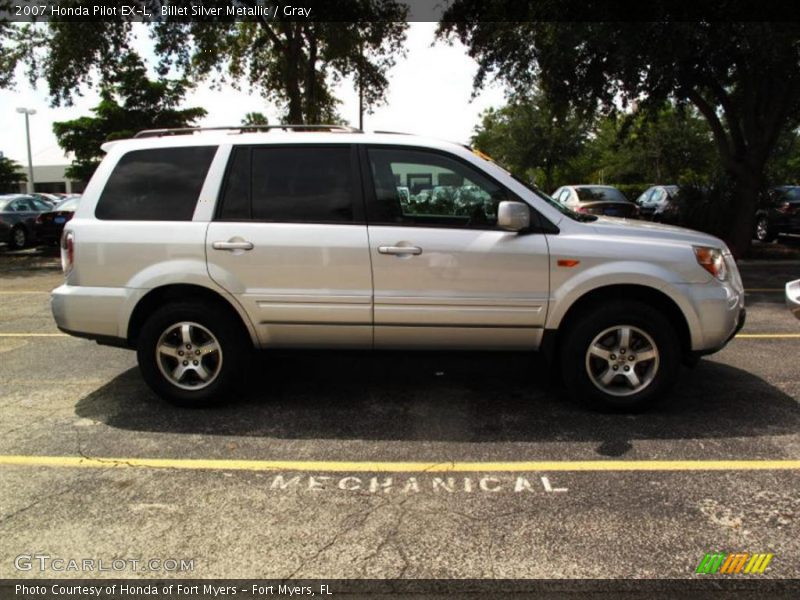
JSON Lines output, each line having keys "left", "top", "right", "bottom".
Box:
{"left": 32, "top": 198, "right": 51, "bottom": 211}
{"left": 95, "top": 146, "right": 217, "bottom": 221}
{"left": 219, "top": 147, "right": 250, "bottom": 220}
{"left": 9, "top": 200, "right": 23, "bottom": 212}
{"left": 366, "top": 148, "right": 510, "bottom": 228}
{"left": 218, "top": 146, "right": 356, "bottom": 223}
{"left": 251, "top": 146, "right": 354, "bottom": 223}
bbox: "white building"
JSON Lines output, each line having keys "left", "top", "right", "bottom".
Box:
{"left": 16, "top": 164, "right": 86, "bottom": 194}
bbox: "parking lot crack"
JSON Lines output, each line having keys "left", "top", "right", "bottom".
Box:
{"left": 0, "top": 481, "right": 81, "bottom": 527}
{"left": 283, "top": 498, "right": 391, "bottom": 580}
{"left": 360, "top": 496, "right": 412, "bottom": 578}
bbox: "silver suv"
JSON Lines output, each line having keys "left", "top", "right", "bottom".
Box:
{"left": 52, "top": 125, "right": 745, "bottom": 411}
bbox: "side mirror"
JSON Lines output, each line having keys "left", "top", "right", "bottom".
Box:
{"left": 497, "top": 200, "right": 531, "bottom": 232}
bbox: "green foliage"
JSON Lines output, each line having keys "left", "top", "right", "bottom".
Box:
{"left": 471, "top": 91, "right": 589, "bottom": 191}
{"left": 241, "top": 112, "right": 269, "bottom": 126}
{"left": 439, "top": 11, "right": 800, "bottom": 255}
{"left": 766, "top": 128, "right": 800, "bottom": 185}
{"left": 0, "top": 1, "right": 24, "bottom": 89}
{"left": 153, "top": 15, "right": 408, "bottom": 123}
{"left": 17, "top": 2, "right": 408, "bottom": 125}
{"left": 581, "top": 106, "right": 718, "bottom": 186}
{"left": 0, "top": 156, "right": 24, "bottom": 192}
{"left": 52, "top": 56, "right": 206, "bottom": 181}
{"left": 473, "top": 97, "right": 718, "bottom": 194}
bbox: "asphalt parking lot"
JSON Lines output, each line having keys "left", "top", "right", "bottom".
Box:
{"left": 0, "top": 246, "right": 798, "bottom": 583}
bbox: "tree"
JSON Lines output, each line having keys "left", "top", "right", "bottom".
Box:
{"left": 0, "top": 1, "right": 22, "bottom": 88}
{"left": 52, "top": 56, "right": 206, "bottom": 181}
{"left": 20, "top": 2, "right": 408, "bottom": 125}
{"left": 241, "top": 112, "right": 269, "bottom": 126}
{"left": 0, "top": 156, "right": 24, "bottom": 192}
{"left": 766, "top": 127, "right": 800, "bottom": 185}
{"left": 584, "top": 106, "right": 718, "bottom": 186}
{"left": 440, "top": 7, "right": 800, "bottom": 256}
{"left": 471, "top": 91, "right": 589, "bottom": 191}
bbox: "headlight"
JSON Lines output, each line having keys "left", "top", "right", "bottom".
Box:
{"left": 693, "top": 246, "right": 728, "bottom": 281}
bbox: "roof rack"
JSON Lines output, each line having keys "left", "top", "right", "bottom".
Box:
{"left": 133, "top": 124, "right": 362, "bottom": 139}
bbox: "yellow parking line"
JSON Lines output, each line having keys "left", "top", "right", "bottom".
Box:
{"left": 735, "top": 333, "right": 800, "bottom": 339}
{"left": 0, "top": 333, "right": 67, "bottom": 337}
{"left": 0, "top": 455, "right": 798, "bottom": 473}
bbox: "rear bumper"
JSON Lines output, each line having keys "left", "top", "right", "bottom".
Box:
{"left": 35, "top": 223, "right": 65, "bottom": 242}
{"left": 51, "top": 284, "right": 130, "bottom": 342}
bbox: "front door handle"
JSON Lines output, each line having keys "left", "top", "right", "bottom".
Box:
{"left": 212, "top": 240, "right": 254, "bottom": 251}
{"left": 378, "top": 245, "right": 423, "bottom": 256}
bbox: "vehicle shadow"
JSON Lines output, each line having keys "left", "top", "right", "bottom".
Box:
{"left": 74, "top": 351, "right": 800, "bottom": 447}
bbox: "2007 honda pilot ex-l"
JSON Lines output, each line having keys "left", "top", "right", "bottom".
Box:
{"left": 52, "top": 125, "right": 746, "bottom": 411}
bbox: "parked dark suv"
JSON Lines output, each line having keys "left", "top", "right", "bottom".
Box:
{"left": 754, "top": 186, "right": 800, "bottom": 242}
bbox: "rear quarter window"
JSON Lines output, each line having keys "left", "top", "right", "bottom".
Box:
{"left": 95, "top": 146, "right": 217, "bottom": 220}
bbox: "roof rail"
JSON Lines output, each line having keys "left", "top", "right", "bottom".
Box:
{"left": 133, "top": 124, "right": 362, "bottom": 139}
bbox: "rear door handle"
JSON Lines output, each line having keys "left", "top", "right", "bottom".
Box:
{"left": 212, "top": 240, "right": 254, "bottom": 251}
{"left": 378, "top": 245, "right": 423, "bottom": 256}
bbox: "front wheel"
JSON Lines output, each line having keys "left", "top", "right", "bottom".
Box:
{"left": 136, "top": 302, "right": 249, "bottom": 407}
{"left": 10, "top": 226, "right": 28, "bottom": 250}
{"left": 754, "top": 216, "right": 777, "bottom": 243}
{"left": 560, "top": 302, "right": 681, "bottom": 412}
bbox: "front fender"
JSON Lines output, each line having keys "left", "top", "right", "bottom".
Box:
{"left": 545, "top": 260, "right": 704, "bottom": 347}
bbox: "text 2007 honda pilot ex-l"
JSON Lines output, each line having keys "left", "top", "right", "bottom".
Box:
{"left": 51, "top": 125, "right": 745, "bottom": 411}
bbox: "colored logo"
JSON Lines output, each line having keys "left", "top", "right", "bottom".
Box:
{"left": 696, "top": 552, "right": 774, "bottom": 574}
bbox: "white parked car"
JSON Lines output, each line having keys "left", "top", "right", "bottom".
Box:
{"left": 52, "top": 126, "right": 745, "bottom": 411}
{"left": 787, "top": 279, "right": 800, "bottom": 319}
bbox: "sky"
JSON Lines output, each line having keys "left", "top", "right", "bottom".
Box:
{"left": 0, "top": 22, "right": 508, "bottom": 166}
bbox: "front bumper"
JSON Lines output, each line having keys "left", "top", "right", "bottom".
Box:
{"left": 787, "top": 279, "right": 800, "bottom": 320}
{"left": 692, "top": 307, "right": 746, "bottom": 358}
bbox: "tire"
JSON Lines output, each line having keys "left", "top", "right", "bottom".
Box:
{"left": 10, "top": 226, "right": 28, "bottom": 250}
{"left": 754, "top": 216, "right": 777, "bottom": 243}
{"left": 560, "top": 301, "right": 681, "bottom": 412}
{"left": 136, "top": 301, "right": 250, "bottom": 408}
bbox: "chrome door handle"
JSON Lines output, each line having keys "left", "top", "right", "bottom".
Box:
{"left": 378, "top": 245, "right": 423, "bottom": 256}
{"left": 212, "top": 240, "right": 254, "bottom": 251}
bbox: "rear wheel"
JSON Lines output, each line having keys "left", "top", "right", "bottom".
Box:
{"left": 560, "top": 301, "right": 681, "bottom": 412}
{"left": 136, "top": 302, "right": 249, "bottom": 407}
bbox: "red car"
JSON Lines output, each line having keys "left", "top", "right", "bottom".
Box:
{"left": 552, "top": 185, "right": 640, "bottom": 218}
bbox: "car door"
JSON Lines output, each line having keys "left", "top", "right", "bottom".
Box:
{"left": 206, "top": 144, "right": 373, "bottom": 348}
{"left": 362, "top": 146, "right": 551, "bottom": 350}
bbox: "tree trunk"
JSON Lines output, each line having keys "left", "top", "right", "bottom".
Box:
{"left": 284, "top": 24, "right": 304, "bottom": 123}
{"left": 724, "top": 160, "right": 764, "bottom": 259}
{"left": 303, "top": 26, "right": 319, "bottom": 123}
